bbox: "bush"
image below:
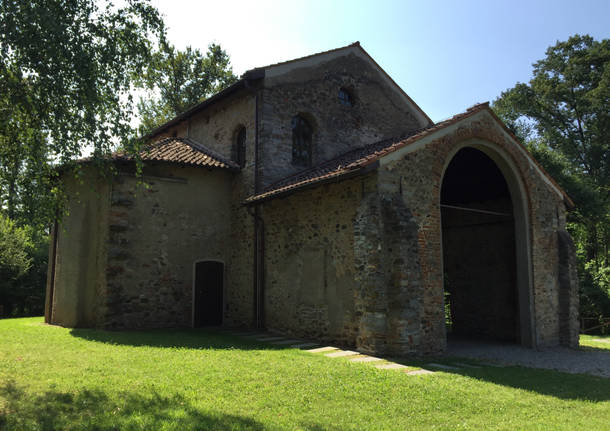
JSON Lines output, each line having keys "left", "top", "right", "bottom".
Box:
{"left": 0, "top": 214, "right": 48, "bottom": 317}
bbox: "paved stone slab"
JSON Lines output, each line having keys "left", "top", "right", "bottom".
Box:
{"left": 454, "top": 362, "right": 482, "bottom": 369}
{"left": 426, "top": 363, "right": 461, "bottom": 370}
{"left": 307, "top": 346, "right": 338, "bottom": 353}
{"left": 255, "top": 336, "right": 286, "bottom": 341}
{"left": 376, "top": 363, "right": 407, "bottom": 370}
{"left": 271, "top": 339, "right": 303, "bottom": 345}
{"left": 405, "top": 369, "right": 435, "bottom": 376}
{"left": 325, "top": 350, "right": 359, "bottom": 358}
{"left": 350, "top": 356, "right": 383, "bottom": 363}
{"left": 476, "top": 361, "right": 503, "bottom": 367}
{"left": 290, "top": 342, "right": 319, "bottom": 349}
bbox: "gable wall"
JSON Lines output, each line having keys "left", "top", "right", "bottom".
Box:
{"left": 259, "top": 51, "right": 423, "bottom": 187}
{"left": 372, "top": 110, "right": 579, "bottom": 353}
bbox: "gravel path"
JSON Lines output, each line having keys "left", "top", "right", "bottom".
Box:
{"left": 447, "top": 340, "right": 610, "bottom": 378}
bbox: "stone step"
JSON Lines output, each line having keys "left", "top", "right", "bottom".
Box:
{"left": 405, "top": 369, "right": 435, "bottom": 376}
{"left": 453, "top": 362, "right": 482, "bottom": 369}
{"left": 376, "top": 363, "right": 407, "bottom": 370}
{"left": 325, "top": 350, "right": 359, "bottom": 358}
{"left": 425, "top": 363, "right": 461, "bottom": 371}
{"left": 307, "top": 346, "right": 338, "bottom": 353}
{"left": 350, "top": 356, "right": 383, "bottom": 363}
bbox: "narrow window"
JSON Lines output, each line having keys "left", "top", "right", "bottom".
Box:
{"left": 292, "top": 115, "right": 313, "bottom": 167}
{"left": 338, "top": 88, "right": 353, "bottom": 106}
{"left": 233, "top": 126, "right": 246, "bottom": 168}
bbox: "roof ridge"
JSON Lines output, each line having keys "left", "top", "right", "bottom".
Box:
{"left": 244, "top": 42, "right": 360, "bottom": 76}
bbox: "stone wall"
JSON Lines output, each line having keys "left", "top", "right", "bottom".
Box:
{"left": 260, "top": 176, "right": 370, "bottom": 344}
{"left": 49, "top": 166, "right": 110, "bottom": 327}
{"left": 148, "top": 91, "right": 258, "bottom": 329}
{"left": 259, "top": 52, "right": 423, "bottom": 187}
{"left": 103, "top": 163, "right": 232, "bottom": 329}
{"left": 377, "top": 109, "right": 579, "bottom": 351}
{"left": 155, "top": 91, "right": 256, "bottom": 166}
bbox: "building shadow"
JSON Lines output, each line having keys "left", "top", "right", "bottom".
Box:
{"left": 388, "top": 354, "right": 610, "bottom": 402}
{"left": 0, "top": 380, "right": 266, "bottom": 431}
{"left": 69, "top": 327, "right": 292, "bottom": 351}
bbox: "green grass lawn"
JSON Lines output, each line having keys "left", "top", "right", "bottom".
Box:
{"left": 1, "top": 317, "right": 608, "bottom": 431}
{"left": 580, "top": 334, "right": 610, "bottom": 350}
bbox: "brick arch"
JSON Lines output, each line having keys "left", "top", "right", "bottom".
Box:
{"left": 377, "top": 111, "right": 573, "bottom": 353}
{"left": 438, "top": 137, "right": 536, "bottom": 347}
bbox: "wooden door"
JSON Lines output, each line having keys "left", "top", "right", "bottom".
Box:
{"left": 194, "top": 261, "right": 223, "bottom": 326}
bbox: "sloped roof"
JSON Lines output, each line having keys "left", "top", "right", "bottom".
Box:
{"left": 245, "top": 103, "right": 573, "bottom": 207}
{"left": 111, "top": 137, "right": 239, "bottom": 170}
{"left": 244, "top": 132, "right": 425, "bottom": 204}
{"left": 144, "top": 42, "right": 433, "bottom": 140}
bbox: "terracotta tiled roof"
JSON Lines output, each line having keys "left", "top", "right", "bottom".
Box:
{"left": 244, "top": 133, "right": 424, "bottom": 204}
{"left": 245, "top": 103, "right": 489, "bottom": 205}
{"left": 113, "top": 137, "right": 239, "bottom": 170}
{"left": 246, "top": 102, "right": 573, "bottom": 207}
{"left": 244, "top": 106, "right": 490, "bottom": 205}
{"left": 245, "top": 104, "right": 490, "bottom": 204}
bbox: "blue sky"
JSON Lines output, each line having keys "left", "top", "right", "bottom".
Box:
{"left": 151, "top": 0, "right": 609, "bottom": 122}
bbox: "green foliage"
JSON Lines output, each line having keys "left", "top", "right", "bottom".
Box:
{"left": 493, "top": 34, "right": 610, "bottom": 322}
{"left": 0, "top": 215, "right": 32, "bottom": 280}
{"left": 0, "top": 0, "right": 166, "bottom": 315}
{"left": 137, "top": 42, "right": 238, "bottom": 134}
{"left": 0, "top": 215, "right": 47, "bottom": 317}
{"left": 0, "top": 0, "right": 165, "bottom": 227}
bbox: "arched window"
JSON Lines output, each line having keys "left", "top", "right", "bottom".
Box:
{"left": 291, "top": 115, "right": 313, "bottom": 167}
{"left": 233, "top": 126, "right": 246, "bottom": 168}
{"left": 338, "top": 87, "right": 353, "bottom": 106}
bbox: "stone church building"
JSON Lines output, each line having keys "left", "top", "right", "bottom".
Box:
{"left": 44, "top": 43, "right": 579, "bottom": 355}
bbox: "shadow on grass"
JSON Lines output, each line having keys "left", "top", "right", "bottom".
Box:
{"left": 391, "top": 356, "right": 610, "bottom": 402}
{"left": 69, "top": 327, "right": 290, "bottom": 351}
{"left": 0, "top": 380, "right": 265, "bottom": 431}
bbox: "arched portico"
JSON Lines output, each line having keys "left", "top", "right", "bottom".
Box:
{"left": 440, "top": 139, "right": 535, "bottom": 348}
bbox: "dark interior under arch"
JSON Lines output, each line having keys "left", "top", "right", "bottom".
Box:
{"left": 441, "top": 147, "right": 520, "bottom": 343}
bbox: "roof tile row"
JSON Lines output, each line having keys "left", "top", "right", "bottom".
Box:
{"left": 245, "top": 103, "right": 491, "bottom": 204}
{"left": 113, "top": 137, "right": 239, "bottom": 170}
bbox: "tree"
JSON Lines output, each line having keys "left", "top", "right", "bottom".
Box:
{"left": 493, "top": 34, "right": 610, "bottom": 324}
{"left": 137, "top": 42, "right": 238, "bottom": 134}
{"left": 0, "top": 0, "right": 165, "bottom": 226}
{"left": 0, "top": 0, "right": 165, "bottom": 316}
{"left": 0, "top": 213, "right": 48, "bottom": 317}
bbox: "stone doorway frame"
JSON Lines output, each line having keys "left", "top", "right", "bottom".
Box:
{"left": 439, "top": 138, "right": 536, "bottom": 348}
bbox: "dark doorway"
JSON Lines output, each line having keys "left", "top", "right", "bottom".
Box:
{"left": 441, "top": 147, "right": 519, "bottom": 343}
{"left": 194, "top": 261, "right": 224, "bottom": 327}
